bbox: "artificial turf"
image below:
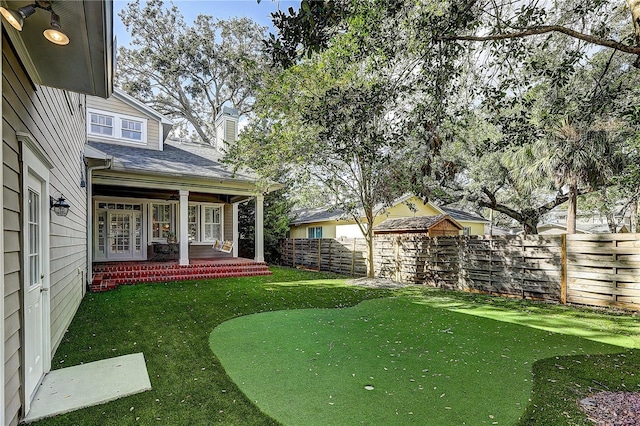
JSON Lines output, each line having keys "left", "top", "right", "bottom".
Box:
{"left": 209, "top": 296, "right": 624, "bottom": 425}
{"left": 32, "top": 267, "right": 639, "bottom": 425}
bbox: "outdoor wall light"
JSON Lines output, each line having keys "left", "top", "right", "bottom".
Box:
{"left": 0, "top": 1, "right": 69, "bottom": 45}
{"left": 50, "top": 195, "right": 70, "bottom": 217}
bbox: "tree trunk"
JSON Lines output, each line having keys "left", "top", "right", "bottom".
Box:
{"left": 366, "top": 232, "right": 375, "bottom": 278}
{"left": 631, "top": 198, "right": 638, "bottom": 233}
{"left": 523, "top": 220, "right": 538, "bottom": 235}
{"left": 566, "top": 179, "right": 578, "bottom": 234}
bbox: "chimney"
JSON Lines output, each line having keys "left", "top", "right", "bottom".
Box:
{"left": 215, "top": 106, "right": 239, "bottom": 151}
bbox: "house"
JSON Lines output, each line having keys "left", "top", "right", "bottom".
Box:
{"left": 289, "top": 195, "right": 488, "bottom": 239}
{"left": 536, "top": 222, "right": 628, "bottom": 235}
{"left": 0, "top": 1, "right": 275, "bottom": 422}
{"left": 85, "top": 89, "right": 276, "bottom": 270}
{"left": 373, "top": 215, "right": 463, "bottom": 236}
{"left": 1, "top": 1, "right": 113, "bottom": 423}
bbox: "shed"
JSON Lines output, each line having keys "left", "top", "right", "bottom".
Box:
{"left": 373, "top": 215, "right": 463, "bottom": 236}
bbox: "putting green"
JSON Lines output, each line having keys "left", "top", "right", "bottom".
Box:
{"left": 209, "top": 297, "right": 622, "bottom": 425}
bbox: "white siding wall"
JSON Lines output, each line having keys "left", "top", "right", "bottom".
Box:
{"left": 86, "top": 95, "right": 161, "bottom": 150}
{"left": 3, "top": 37, "right": 87, "bottom": 425}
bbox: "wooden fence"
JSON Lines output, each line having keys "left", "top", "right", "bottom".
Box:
{"left": 280, "top": 238, "right": 369, "bottom": 276}
{"left": 281, "top": 233, "right": 640, "bottom": 311}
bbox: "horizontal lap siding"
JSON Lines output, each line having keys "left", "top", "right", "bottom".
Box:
{"left": 4, "top": 37, "right": 88, "bottom": 424}
{"left": 86, "top": 96, "right": 161, "bottom": 150}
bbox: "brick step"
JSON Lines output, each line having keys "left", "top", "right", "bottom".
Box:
{"left": 90, "top": 263, "right": 272, "bottom": 292}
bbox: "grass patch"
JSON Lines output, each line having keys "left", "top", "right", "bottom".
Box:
{"left": 32, "top": 267, "right": 638, "bottom": 425}
{"left": 210, "top": 297, "right": 622, "bottom": 425}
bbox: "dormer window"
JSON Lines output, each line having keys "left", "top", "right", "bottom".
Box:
{"left": 87, "top": 108, "right": 147, "bottom": 144}
{"left": 90, "top": 113, "right": 113, "bottom": 136}
{"left": 121, "top": 119, "right": 143, "bottom": 141}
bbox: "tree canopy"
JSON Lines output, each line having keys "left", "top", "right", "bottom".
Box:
{"left": 117, "top": 0, "right": 271, "bottom": 144}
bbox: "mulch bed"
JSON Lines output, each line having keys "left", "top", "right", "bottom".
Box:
{"left": 580, "top": 392, "right": 640, "bottom": 425}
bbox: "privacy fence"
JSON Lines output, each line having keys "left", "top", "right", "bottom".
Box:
{"left": 280, "top": 234, "right": 640, "bottom": 311}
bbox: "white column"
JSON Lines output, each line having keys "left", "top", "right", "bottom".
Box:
{"left": 179, "top": 189, "right": 189, "bottom": 265}
{"left": 232, "top": 203, "right": 239, "bottom": 257}
{"left": 254, "top": 195, "right": 264, "bottom": 262}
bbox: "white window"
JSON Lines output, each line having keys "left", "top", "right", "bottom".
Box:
{"left": 90, "top": 113, "right": 113, "bottom": 136}
{"left": 87, "top": 108, "right": 147, "bottom": 144}
{"left": 188, "top": 205, "right": 199, "bottom": 241}
{"left": 121, "top": 119, "right": 143, "bottom": 141}
{"left": 203, "top": 206, "right": 222, "bottom": 241}
{"left": 188, "top": 203, "right": 224, "bottom": 243}
{"left": 463, "top": 227, "right": 471, "bottom": 236}
{"left": 152, "top": 203, "right": 173, "bottom": 241}
{"left": 308, "top": 226, "right": 322, "bottom": 238}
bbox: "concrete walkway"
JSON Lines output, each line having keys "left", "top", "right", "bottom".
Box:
{"left": 24, "top": 353, "right": 152, "bottom": 423}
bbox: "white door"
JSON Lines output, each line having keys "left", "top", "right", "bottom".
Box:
{"left": 24, "top": 173, "right": 45, "bottom": 402}
{"left": 108, "top": 211, "right": 133, "bottom": 259}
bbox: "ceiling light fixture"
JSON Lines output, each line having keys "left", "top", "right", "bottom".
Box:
{"left": 43, "top": 10, "right": 68, "bottom": 45}
{"left": 0, "top": 1, "right": 69, "bottom": 45}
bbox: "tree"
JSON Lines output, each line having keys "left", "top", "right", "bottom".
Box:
{"left": 230, "top": 1, "right": 471, "bottom": 276}
{"left": 437, "top": 1, "right": 640, "bottom": 66}
{"left": 117, "top": 0, "right": 270, "bottom": 144}
{"left": 237, "top": 191, "right": 293, "bottom": 263}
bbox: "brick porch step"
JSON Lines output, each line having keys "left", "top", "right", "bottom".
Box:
{"left": 91, "top": 259, "right": 272, "bottom": 292}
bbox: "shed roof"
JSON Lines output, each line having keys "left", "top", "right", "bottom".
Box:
{"left": 373, "top": 215, "right": 463, "bottom": 233}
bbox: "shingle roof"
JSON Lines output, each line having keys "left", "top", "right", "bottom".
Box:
{"left": 373, "top": 215, "right": 462, "bottom": 233}
{"left": 440, "top": 206, "right": 487, "bottom": 222}
{"left": 87, "top": 140, "right": 260, "bottom": 183}
{"left": 290, "top": 207, "right": 347, "bottom": 225}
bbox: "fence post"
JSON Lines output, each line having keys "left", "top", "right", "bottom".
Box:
{"left": 318, "top": 238, "right": 322, "bottom": 271}
{"left": 560, "top": 234, "right": 567, "bottom": 304}
{"left": 292, "top": 239, "right": 296, "bottom": 268}
{"left": 395, "top": 236, "right": 400, "bottom": 282}
{"left": 351, "top": 238, "right": 356, "bottom": 276}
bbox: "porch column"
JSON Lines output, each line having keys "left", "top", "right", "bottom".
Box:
{"left": 179, "top": 189, "right": 189, "bottom": 265}
{"left": 232, "top": 203, "right": 239, "bottom": 257}
{"left": 255, "top": 195, "right": 264, "bottom": 262}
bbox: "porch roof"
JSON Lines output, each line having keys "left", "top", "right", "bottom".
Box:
{"left": 87, "top": 140, "right": 270, "bottom": 187}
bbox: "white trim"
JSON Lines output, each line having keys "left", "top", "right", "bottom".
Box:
{"left": 0, "top": 27, "right": 5, "bottom": 423}
{"left": 232, "top": 203, "right": 239, "bottom": 257}
{"left": 87, "top": 108, "right": 148, "bottom": 145}
{"left": 21, "top": 140, "right": 52, "bottom": 417}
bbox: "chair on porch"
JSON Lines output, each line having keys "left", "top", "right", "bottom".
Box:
{"left": 150, "top": 242, "right": 171, "bottom": 261}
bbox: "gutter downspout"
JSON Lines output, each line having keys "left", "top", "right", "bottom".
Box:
{"left": 86, "top": 158, "right": 112, "bottom": 292}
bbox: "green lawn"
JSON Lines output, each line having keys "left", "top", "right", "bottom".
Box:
{"left": 34, "top": 267, "right": 639, "bottom": 425}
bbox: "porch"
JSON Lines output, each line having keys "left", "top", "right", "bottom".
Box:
{"left": 91, "top": 258, "right": 271, "bottom": 292}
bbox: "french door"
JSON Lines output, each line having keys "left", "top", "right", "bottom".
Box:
{"left": 95, "top": 202, "right": 144, "bottom": 261}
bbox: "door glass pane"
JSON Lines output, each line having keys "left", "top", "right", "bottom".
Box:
{"left": 28, "top": 189, "right": 40, "bottom": 287}
{"left": 97, "top": 211, "right": 106, "bottom": 255}
{"left": 109, "top": 213, "right": 131, "bottom": 254}
{"left": 135, "top": 213, "right": 142, "bottom": 253}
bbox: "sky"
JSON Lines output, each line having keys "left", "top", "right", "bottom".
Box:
{"left": 113, "top": 0, "right": 301, "bottom": 47}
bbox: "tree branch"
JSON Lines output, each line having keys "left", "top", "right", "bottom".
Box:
{"left": 438, "top": 25, "right": 640, "bottom": 57}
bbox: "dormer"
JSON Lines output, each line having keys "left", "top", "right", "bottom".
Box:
{"left": 215, "top": 106, "right": 239, "bottom": 152}
{"left": 86, "top": 89, "right": 173, "bottom": 151}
